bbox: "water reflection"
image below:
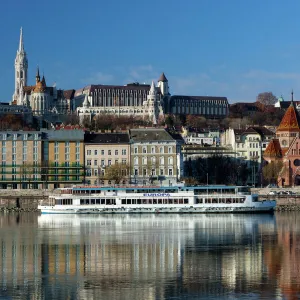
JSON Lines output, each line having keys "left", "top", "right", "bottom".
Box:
{"left": 0, "top": 213, "right": 299, "bottom": 299}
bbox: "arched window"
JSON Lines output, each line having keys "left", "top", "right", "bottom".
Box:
{"left": 143, "top": 147, "right": 147, "bottom": 154}
{"left": 142, "top": 157, "right": 147, "bottom": 165}
{"left": 168, "top": 157, "right": 173, "bottom": 165}
{"left": 160, "top": 147, "right": 164, "bottom": 153}
{"left": 160, "top": 157, "right": 164, "bottom": 165}
{"left": 134, "top": 157, "right": 138, "bottom": 165}
{"left": 151, "top": 156, "right": 156, "bottom": 164}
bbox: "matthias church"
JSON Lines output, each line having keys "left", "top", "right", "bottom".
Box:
{"left": 11, "top": 28, "right": 229, "bottom": 125}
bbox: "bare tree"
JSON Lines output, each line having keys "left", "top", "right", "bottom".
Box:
{"left": 105, "top": 163, "right": 130, "bottom": 185}
{"left": 256, "top": 92, "right": 277, "bottom": 108}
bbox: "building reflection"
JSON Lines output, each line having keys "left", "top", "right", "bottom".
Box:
{"left": 264, "top": 212, "right": 300, "bottom": 300}
{"left": 2, "top": 213, "right": 299, "bottom": 299}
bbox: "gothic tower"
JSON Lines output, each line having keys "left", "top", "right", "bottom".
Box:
{"left": 13, "top": 27, "right": 28, "bottom": 105}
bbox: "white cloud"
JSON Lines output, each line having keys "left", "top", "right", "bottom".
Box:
{"left": 81, "top": 72, "right": 115, "bottom": 84}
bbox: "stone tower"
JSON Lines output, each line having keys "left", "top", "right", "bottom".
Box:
{"left": 13, "top": 27, "right": 28, "bottom": 104}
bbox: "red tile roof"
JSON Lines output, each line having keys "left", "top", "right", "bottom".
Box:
{"left": 277, "top": 102, "right": 300, "bottom": 132}
{"left": 264, "top": 139, "right": 282, "bottom": 158}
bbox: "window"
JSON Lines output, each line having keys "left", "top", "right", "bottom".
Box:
{"left": 76, "top": 147, "right": 80, "bottom": 154}
{"left": 12, "top": 154, "right": 16, "bottom": 161}
{"left": 13, "top": 134, "right": 17, "bottom": 140}
{"left": 2, "top": 141, "right": 6, "bottom": 147}
{"left": 143, "top": 147, "right": 147, "bottom": 154}
{"left": 115, "top": 159, "right": 119, "bottom": 164}
{"left": 134, "top": 157, "right": 138, "bottom": 165}
{"left": 55, "top": 141, "right": 59, "bottom": 147}
{"left": 151, "top": 147, "right": 155, "bottom": 153}
{"left": 143, "top": 169, "right": 147, "bottom": 176}
{"left": 151, "top": 157, "right": 156, "bottom": 164}
{"left": 134, "top": 169, "right": 138, "bottom": 175}
{"left": 108, "top": 150, "right": 111, "bottom": 155}
{"left": 94, "top": 160, "right": 98, "bottom": 166}
{"left": 151, "top": 169, "right": 155, "bottom": 176}
{"left": 160, "top": 147, "right": 164, "bottom": 153}
{"left": 2, "top": 134, "right": 6, "bottom": 140}
{"left": 34, "top": 141, "right": 38, "bottom": 147}
{"left": 55, "top": 154, "right": 59, "bottom": 161}
{"left": 33, "top": 154, "right": 38, "bottom": 161}
{"left": 122, "top": 159, "right": 126, "bottom": 164}
{"left": 76, "top": 154, "right": 80, "bottom": 161}
{"left": 12, "top": 147, "right": 16, "bottom": 154}
{"left": 160, "top": 169, "right": 164, "bottom": 175}
{"left": 65, "top": 147, "right": 70, "bottom": 154}
{"left": 101, "top": 159, "right": 105, "bottom": 167}
{"left": 65, "top": 154, "right": 70, "bottom": 161}
{"left": 65, "top": 141, "right": 70, "bottom": 147}
{"left": 108, "top": 159, "right": 111, "bottom": 166}
{"left": 76, "top": 142, "right": 80, "bottom": 147}
{"left": 168, "top": 168, "right": 173, "bottom": 176}
{"left": 143, "top": 157, "right": 147, "bottom": 165}
{"left": 86, "top": 169, "right": 92, "bottom": 177}
{"left": 94, "top": 150, "right": 98, "bottom": 155}
{"left": 23, "top": 154, "right": 27, "bottom": 161}
{"left": 115, "top": 150, "right": 118, "bottom": 155}
{"left": 122, "top": 149, "right": 126, "bottom": 155}
{"left": 168, "top": 157, "right": 173, "bottom": 165}
{"left": 168, "top": 147, "right": 172, "bottom": 153}
{"left": 34, "top": 134, "right": 38, "bottom": 140}
{"left": 12, "top": 141, "right": 16, "bottom": 147}
{"left": 87, "top": 150, "right": 91, "bottom": 155}
{"left": 87, "top": 160, "right": 91, "bottom": 166}
{"left": 94, "top": 169, "right": 98, "bottom": 176}
{"left": 134, "top": 147, "right": 138, "bottom": 154}
{"left": 23, "top": 134, "right": 27, "bottom": 140}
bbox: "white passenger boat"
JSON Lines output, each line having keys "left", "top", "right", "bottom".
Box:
{"left": 38, "top": 185, "right": 276, "bottom": 214}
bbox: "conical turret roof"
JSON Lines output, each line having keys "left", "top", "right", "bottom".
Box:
{"left": 158, "top": 72, "right": 168, "bottom": 82}
{"left": 276, "top": 101, "right": 300, "bottom": 132}
{"left": 264, "top": 139, "right": 282, "bottom": 158}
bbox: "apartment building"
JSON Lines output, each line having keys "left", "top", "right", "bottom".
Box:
{"left": 0, "top": 131, "right": 42, "bottom": 189}
{"left": 130, "top": 128, "right": 183, "bottom": 186}
{"left": 43, "top": 129, "right": 85, "bottom": 188}
{"left": 84, "top": 132, "right": 131, "bottom": 185}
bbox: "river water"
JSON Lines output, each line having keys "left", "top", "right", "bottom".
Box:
{"left": 0, "top": 212, "right": 299, "bottom": 300}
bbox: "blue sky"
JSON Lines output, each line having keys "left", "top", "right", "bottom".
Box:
{"left": 1, "top": 0, "right": 300, "bottom": 103}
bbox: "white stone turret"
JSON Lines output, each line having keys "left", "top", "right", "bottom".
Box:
{"left": 13, "top": 27, "right": 28, "bottom": 105}
{"left": 157, "top": 72, "right": 169, "bottom": 96}
{"left": 145, "top": 81, "right": 161, "bottom": 125}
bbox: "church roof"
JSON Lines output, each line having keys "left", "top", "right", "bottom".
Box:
{"left": 276, "top": 102, "right": 300, "bottom": 132}
{"left": 158, "top": 72, "right": 168, "bottom": 82}
{"left": 264, "top": 139, "right": 282, "bottom": 158}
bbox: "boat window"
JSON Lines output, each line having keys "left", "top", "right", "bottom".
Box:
{"left": 153, "top": 199, "right": 157, "bottom": 204}
{"left": 85, "top": 199, "right": 90, "bottom": 205}
{"left": 80, "top": 199, "right": 84, "bottom": 205}
{"left": 174, "top": 199, "right": 178, "bottom": 204}
{"left": 132, "top": 199, "right": 136, "bottom": 204}
{"left": 91, "top": 199, "right": 95, "bottom": 205}
{"left": 122, "top": 199, "right": 126, "bottom": 204}
{"left": 179, "top": 199, "right": 183, "bottom": 204}
{"left": 148, "top": 199, "right": 152, "bottom": 204}
{"left": 226, "top": 198, "right": 231, "bottom": 204}
{"left": 164, "top": 199, "right": 168, "bottom": 204}
{"left": 238, "top": 187, "right": 251, "bottom": 195}
{"left": 158, "top": 199, "right": 162, "bottom": 204}
{"left": 196, "top": 198, "right": 202, "bottom": 204}
{"left": 168, "top": 199, "right": 173, "bottom": 204}
{"left": 127, "top": 199, "right": 131, "bottom": 204}
{"left": 101, "top": 199, "right": 105, "bottom": 204}
{"left": 96, "top": 199, "right": 100, "bottom": 204}
{"left": 137, "top": 199, "right": 141, "bottom": 204}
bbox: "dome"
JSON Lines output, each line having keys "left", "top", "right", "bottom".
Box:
{"left": 33, "top": 81, "right": 46, "bottom": 93}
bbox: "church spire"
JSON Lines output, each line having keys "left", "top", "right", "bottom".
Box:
{"left": 36, "top": 66, "right": 40, "bottom": 83}
{"left": 19, "top": 27, "right": 24, "bottom": 52}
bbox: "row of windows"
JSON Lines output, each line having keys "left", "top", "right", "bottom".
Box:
{"left": 85, "top": 168, "right": 127, "bottom": 177}
{"left": 54, "top": 154, "right": 80, "bottom": 161}
{"left": 134, "top": 157, "right": 174, "bottom": 165}
{"left": 54, "top": 147, "right": 80, "bottom": 154}
{"left": 121, "top": 198, "right": 189, "bottom": 205}
{"left": 134, "top": 147, "right": 173, "bottom": 154}
{"left": 86, "top": 159, "right": 127, "bottom": 166}
{"left": 1, "top": 154, "right": 38, "bottom": 161}
{"left": 1, "top": 134, "right": 39, "bottom": 141}
{"left": 86, "top": 149, "right": 127, "bottom": 156}
{"left": 54, "top": 142, "right": 80, "bottom": 147}
{"left": 134, "top": 168, "right": 173, "bottom": 176}
{"left": 2, "top": 141, "right": 39, "bottom": 147}
{"left": 79, "top": 198, "right": 116, "bottom": 205}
